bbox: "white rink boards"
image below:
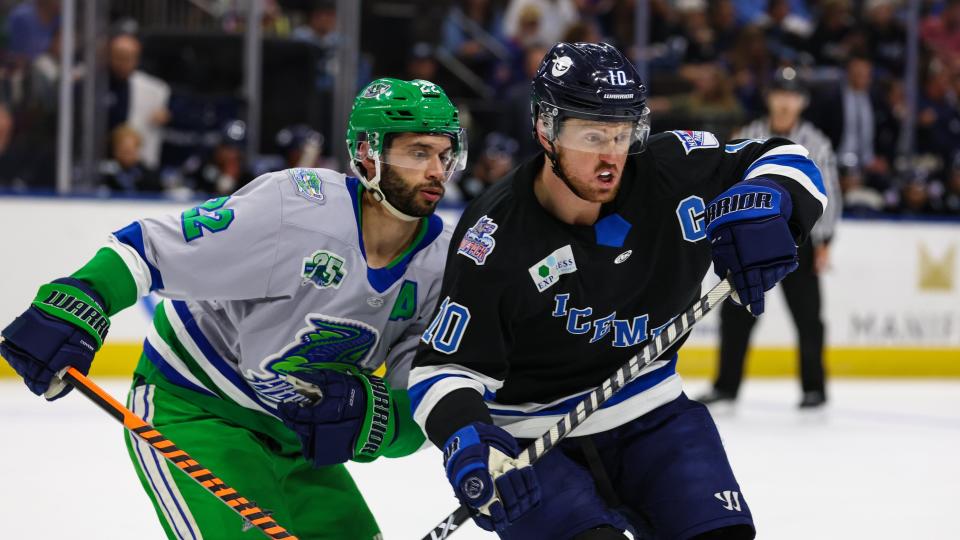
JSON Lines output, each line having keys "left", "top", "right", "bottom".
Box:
{"left": 1, "top": 379, "right": 958, "bottom": 539}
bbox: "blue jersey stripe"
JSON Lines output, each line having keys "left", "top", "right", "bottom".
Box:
{"left": 744, "top": 153, "right": 826, "bottom": 195}
{"left": 142, "top": 340, "right": 218, "bottom": 398}
{"left": 488, "top": 355, "right": 678, "bottom": 418}
{"left": 170, "top": 300, "right": 274, "bottom": 412}
{"left": 409, "top": 373, "right": 496, "bottom": 414}
{"left": 113, "top": 221, "right": 165, "bottom": 291}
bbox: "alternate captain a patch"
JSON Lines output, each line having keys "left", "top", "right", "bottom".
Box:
{"left": 457, "top": 215, "right": 498, "bottom": 265}
{"left": 669, "top": 130, "right": 720, "bottom": 154}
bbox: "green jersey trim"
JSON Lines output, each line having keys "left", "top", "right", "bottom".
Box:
{"left": 70, "top": 247, "right": 139, "bottom": 316}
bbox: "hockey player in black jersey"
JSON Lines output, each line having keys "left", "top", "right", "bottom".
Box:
{"left": 410, "top": 43, "right": 827, "bottom": 539}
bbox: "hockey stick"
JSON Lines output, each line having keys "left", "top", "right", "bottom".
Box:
{"left": 421, "top": 278, "right": 734, "bottom": 540}
{"left": 57, "top": 366, "right": 299, "bottom": 540}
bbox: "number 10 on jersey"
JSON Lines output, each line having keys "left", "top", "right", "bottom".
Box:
{"left": 422, "top": 296, "right": 471, "bottom": 354}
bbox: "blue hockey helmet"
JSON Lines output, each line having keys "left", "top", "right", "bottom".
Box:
{"left": 531, "top": 42, "right": 650, "bottom": 154}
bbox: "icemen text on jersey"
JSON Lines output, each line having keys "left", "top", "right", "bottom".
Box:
{"left": 409, "top": 132, "right": 826, "bottom": 444}
{"left": 104, "top": 168, "right": 451, "bottom": 416}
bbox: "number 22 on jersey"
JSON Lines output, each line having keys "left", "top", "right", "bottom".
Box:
{"left": 181, "top": 196, "right": 236, "bottom": 242}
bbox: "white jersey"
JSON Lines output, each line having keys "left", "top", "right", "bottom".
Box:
{"left": 105, "top": 168, "right": 451, "bottom": 416}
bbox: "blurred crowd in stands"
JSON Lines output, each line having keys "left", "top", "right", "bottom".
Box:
{"left": 1, "top": 0, "right": 959, "bottom": 217}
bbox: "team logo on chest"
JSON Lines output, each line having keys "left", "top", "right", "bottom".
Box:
{"left": 528, "top": 245, "right": 578, "bottom": 292}
{"left": 302, "top": 250, "right": 347, "bottom": 289}
{"left": 245, "top": 314, "right": 380, "bottom": 405}
{"left": 457, "top": 215, "right": 498, "bottom": 265}
{"left": 551, "top": 294, "right": 675, "bottom": 348}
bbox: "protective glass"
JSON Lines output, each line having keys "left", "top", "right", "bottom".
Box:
{"left": 540, "top": 105, "right": 650, "bottom": 156}
{"left": 377, "top": 129, "right": 468, "bottom": 179}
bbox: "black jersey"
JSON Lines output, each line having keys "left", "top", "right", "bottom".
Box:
{"left": 410, "top": 131, "right": 827, "bottom": 446}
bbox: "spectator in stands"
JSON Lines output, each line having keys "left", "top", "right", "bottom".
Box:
{"left": 442, "top": 0, "right": 507, "bottom": 62}
{"left": 503, "top": 0, "right": 578, "bottom": 48}
{"left": 182, "top": 120, "right": 252, "bottom": 196}
{"left": 562, "top": 20, "right": 603, "bottom": 45}
{"left": 648, "top": 62, "right": 745, "bottom": 139}
{"left": 916, "top": 60, "right": 960, "bottom": 165}
{"left": 99, "top": 124, "right": 162, "bottom": 195}
{"left": 3, "top": 0, "right": 60, "bottom": 66}
{"left": 292, "top": 0, "right": 338, "bottom": 49}
{"left": 727, "top": 25, "right": 773, "bottom": 116}
{"left": 499, "top": 44, "right": 548, "bottom": 162}
{"left": 677, "top": 0, "right": 720, "bottom": 62}
{"left": 0, "top": 103, "right": 24, "bottom": 186}
{"left": 921, "top": 0, "right": 960, "bottom": 74}
{"left": 709, "top": 0, "right": 741, "bottom": 55}
{"left": 839, "top": 165, "right": 885, "bottom": 214}
{"left": 807, "top": 0, "right": 861, "bottom": 67}
{"left": 0, "top": 101, "right": 52, "bottom": 190}
{"left": 452, "top": 131, "right": 517, "bottom": 203}
{"left": 275, "top": 124, "right": 333, "bottom": 170}
{"left": 26, "top": 28, "right": 62, "bottom": 110}
{"left": 698, "top": 67, "right": 839, "bottom": 410}
{"left": 933, "top": 153, "right": 960, "bottom": 215}
{"left": 405, "top": 42, "right": 439, "bottom": 83}
{"left": 893, "top": 173, "right": 938, "bottom": 215}
{"left": 864, "top": 0, "right": 907, "bottom": 77}
{"left": 107, "top": 33, "right": 171, "bottom": 169}
{"left": 873, "top": 78, "right": 906, "bottom": 171}
{"left": 757, "top": 0, "right": 812, "bottom": 64}
{"left": 813, "top": 54, "right": 888, "bottom": 185}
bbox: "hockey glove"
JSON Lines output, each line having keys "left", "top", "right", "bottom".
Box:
{"left": 277, "top": 367, "right": 395, "bottom": 467}
{"left": 443, "top": 422, "right": 541, "bottom": 532}
{"left": 0, "top": 278, "right": 109, "bottom": 400}
{"left": 705, "top": 178, "right": 799, "bottom": 316}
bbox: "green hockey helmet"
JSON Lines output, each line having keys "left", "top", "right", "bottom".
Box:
{"left": 346, "top": 78, "right": 466, "bottom": 220}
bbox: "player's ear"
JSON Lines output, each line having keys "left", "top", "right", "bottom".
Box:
{"left": 357, "top": 140, "right": 377, "bottom": 178}
{"left": 535, "top": 118, "right": 552, "bottom": 150}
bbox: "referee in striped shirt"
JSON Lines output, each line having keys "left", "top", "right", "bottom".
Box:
{"left": 698, "top": 67, "right": 841, "bottom": 409}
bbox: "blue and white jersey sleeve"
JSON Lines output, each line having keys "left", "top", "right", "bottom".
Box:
{"left": 105, "top": 172, "right": 287, "bottom": 302}
{"left": 651, "top": 132, "right": 827, "bottom": 244}
{"left": 728, "top": 138, "right": 827, "bottom": 244}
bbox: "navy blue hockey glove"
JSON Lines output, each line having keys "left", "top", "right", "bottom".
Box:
{"left": 0, "top": 278, "right": 109, "bottom": 400}
{"left": 278, "top": 367, "right": 395, "bottom": 467}
{"left": 705, "top": 178, "right": 799, "bottom": 316}
{"left": 443, "top": 422, "right": 541, "bottom": 532}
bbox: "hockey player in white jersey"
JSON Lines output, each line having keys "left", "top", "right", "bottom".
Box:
{"left": 0, "top": 78, "right": 465, "bottom": 539}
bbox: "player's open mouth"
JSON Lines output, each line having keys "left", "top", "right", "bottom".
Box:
{"left": 420, "top": 187, "right": 444, "bottom": 202}
{"left": 596, "top": 171, "right": 616, "bottom": 184}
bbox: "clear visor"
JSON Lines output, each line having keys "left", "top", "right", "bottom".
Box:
{"left": 541, "top": 105, "right": 650, "bottom": 156}
{"left": 372, "top": 129, "right": 468, "bottom": 180}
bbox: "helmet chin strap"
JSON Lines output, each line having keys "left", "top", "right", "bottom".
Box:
{"left": 544, "top": 140, "right": 591, "bottom": 202}
{"left": 353, "top": 155, "right": 420, "bottom": 222}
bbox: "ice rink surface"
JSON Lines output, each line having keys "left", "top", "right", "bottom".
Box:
{"left": 1, "top": 378, "right": 958, "bottom": 540}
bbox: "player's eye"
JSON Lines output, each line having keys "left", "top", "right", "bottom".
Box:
{"left": 409, "top": 150, "right": 430, "bottom": 160}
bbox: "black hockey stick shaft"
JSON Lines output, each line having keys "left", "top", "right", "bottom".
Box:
{"left": 422, "top": 278, "right": 734, "bottom": 540}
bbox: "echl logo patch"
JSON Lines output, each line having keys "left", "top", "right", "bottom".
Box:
{"left": 457, "top": 215, "right": 498, "bottom": 265}
{"left": 669, "top": 130, "right": 720, "bottom": 154}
